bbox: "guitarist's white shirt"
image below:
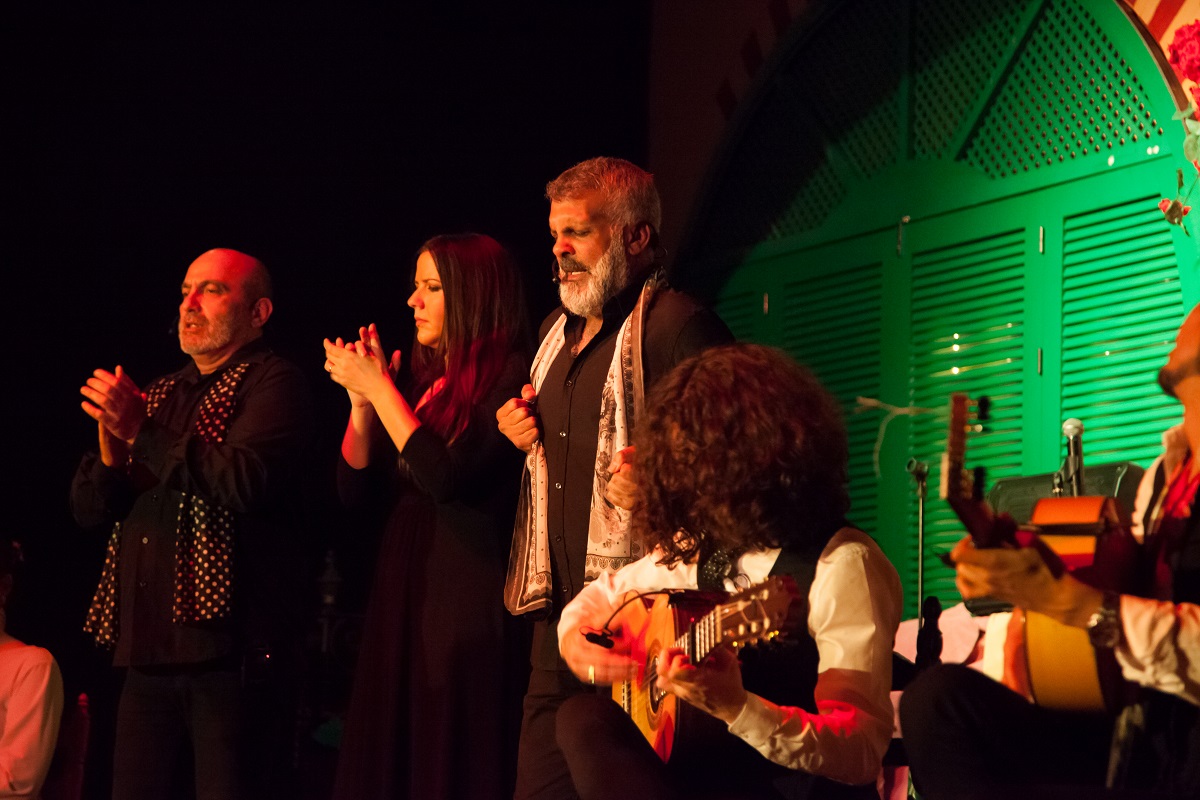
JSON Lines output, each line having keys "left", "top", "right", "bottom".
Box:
{"left": 1117, "top": 423, "right": 1200, "bottom": 706}
{"left": 558, "top": 526, "right": 902, "bottom": 787}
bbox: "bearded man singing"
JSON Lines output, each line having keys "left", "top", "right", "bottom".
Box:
{"left": 497, "top": 157, "right": 733, "bottom": 800}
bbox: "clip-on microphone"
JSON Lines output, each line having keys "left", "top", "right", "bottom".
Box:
{"left": 584, "top": 630, "right": 615, "bottom": 649}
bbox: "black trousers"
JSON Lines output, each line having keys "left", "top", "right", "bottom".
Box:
{"left": 513, "top": 666, "right": 590, "bottom": 800}
{"left": 898, "top": 664, "right": 1131, "bottom": 800}
{"left": 555, "top": 693, "right": 876, "bottom": 800}
{"left": 112, "top": 664, "right": 290, "bottom": 800}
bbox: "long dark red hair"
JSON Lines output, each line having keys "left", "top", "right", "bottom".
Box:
{"left": 407, "top": 233, "right": 530, "bottom": 442}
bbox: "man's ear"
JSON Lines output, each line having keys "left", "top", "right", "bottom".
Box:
{"left": 624, "top": 221, "right": 653, "bottom": 257}
{"left": 251, "top": 297, "right": 274, "bottom": 328}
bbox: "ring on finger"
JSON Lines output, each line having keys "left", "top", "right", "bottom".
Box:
{"left": 588, "top": 665, "right": 595, "bottom": 685}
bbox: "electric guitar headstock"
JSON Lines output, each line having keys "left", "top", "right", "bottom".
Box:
{"left": 939, "top": 392, "right": 1016, "bottom": 549}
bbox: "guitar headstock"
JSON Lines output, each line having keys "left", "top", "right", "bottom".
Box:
{"left": 714, "top": 575, "right": 798, "bottom": 649}
{"left": 938, "top": 392, "right": 1014, "bottom": 548}
{"left": 939, "top": 393, "right": 982, "bottom": 506}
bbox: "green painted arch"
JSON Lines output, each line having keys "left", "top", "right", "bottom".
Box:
{"left": 676, "top": 0, "right": 1200, "bottom": 617}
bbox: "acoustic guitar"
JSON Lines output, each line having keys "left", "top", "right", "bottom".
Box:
{"left": 610, "top": 576, "right": 798, "bottom": 762}
{"left": 940, "top": 392, "right": 1134, "bottom": 712}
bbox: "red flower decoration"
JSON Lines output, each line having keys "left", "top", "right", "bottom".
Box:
{"left": 1160, "top": 197, "right": 1193, "bottom": 226}
{"left": 1171, "top": 21, "right": 1200, "bottom": 84}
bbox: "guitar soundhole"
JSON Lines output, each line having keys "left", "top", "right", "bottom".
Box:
{"left": 649, "top": 683, "right": 668, "bottom": 715}
{"left": 646, "top": 643, "right": 666, "bottom": 720}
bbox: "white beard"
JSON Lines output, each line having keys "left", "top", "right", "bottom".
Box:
{"left": 558, "top": 235, "right": 630, "bottom": 318}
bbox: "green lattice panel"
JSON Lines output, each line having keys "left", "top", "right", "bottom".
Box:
{"left": 962, "top": 0, "right": 1168, "bottom": 177}
{"left": 912, "top": 0, "right": 1031, "bottom": 159}
{"left": 708, "top": 81, "right": 839, "bottom": 249}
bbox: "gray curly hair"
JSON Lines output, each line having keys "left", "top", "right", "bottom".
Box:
{"left": 545, "top": 156, "right": 662, "bottom": 233}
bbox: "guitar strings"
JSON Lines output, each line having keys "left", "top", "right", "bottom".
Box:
{"left": 636, "top": 611, "right": 714, "bottom": 690}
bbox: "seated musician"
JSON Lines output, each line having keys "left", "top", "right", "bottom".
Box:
{"left": 900, "top": 302, "right": 1200, "bottom": 800}
{"left": 555, "top": 343, "right": 902, "bottom": 800}
{"left": 0, "top": 538, "right": 64, "bottom": 799}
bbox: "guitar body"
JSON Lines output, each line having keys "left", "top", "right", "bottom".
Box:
{"left": 1000, "top": 497, "right": 1139, "bottom": 712}
{"left": 1001, "top": 608, "right": 1109, "bottom": 710}
{"left": 941, "top": 395, "right": 1137, "bottom": 713}
{"left": 610, "top": 592, "right": 708, "bottom": 762}
{"left": 610, "top": 578, "right": 798, "bottom": 762}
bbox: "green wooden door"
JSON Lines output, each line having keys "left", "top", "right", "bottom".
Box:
{"left": 683, "top": 0, "right": 1200, "bottom": 617}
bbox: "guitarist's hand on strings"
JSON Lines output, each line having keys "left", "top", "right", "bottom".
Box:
{"left": 656, "top": 645, "right": 748, "bottom": 726}
{"left": 951, "top": 536, "right": 1104, "bottom": 630}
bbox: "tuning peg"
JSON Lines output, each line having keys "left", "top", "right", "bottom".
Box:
{"left": 976, "top": 396, "right": 991, "bottom": 422}
{"left": 972, "top": 466, "right": 987, "bottom": 502}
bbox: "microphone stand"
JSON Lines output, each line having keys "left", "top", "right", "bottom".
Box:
{"left": 906, "top": 458, "right": 930, "bottom": 629}
{"left": 1060, "top": 418, "right": 1085, "bottom": 497}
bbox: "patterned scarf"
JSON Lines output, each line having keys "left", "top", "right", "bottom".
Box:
{"left": 85, "top": 363, "right": 250, "bottom": 647}
{"left": 504, "top": 274, "right": 659, "bottom": 615}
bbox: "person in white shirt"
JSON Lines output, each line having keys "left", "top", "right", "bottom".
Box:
{"left": 0, "top": 539, "right": 63, "bottom": 800}
{"left": 901, "top": 302, "right": 1200, "bottom": 799}
{"left": 555, "top": 344, "right": 902, "bottom": 800}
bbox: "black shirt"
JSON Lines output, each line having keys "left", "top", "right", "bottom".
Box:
{"left": 70, "top": 339, "right": 314, "bottom": 667}
{"left": 531, "top": 279, "right": 733, "bottom": 669}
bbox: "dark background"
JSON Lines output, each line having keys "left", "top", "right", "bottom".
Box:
{"left": 4, "top": 5, "right": 651, "bottom": 796}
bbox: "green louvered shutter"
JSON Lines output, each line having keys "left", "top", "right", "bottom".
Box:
{"left": 713, "top": 290, "right": 762, "bottom": 343}
{"left": 781, "top": 262, "right": 885, "bottom": 547}
{"left": 1060, "top": 197, "right": 1186, "bottom": 466}
{"left": 909, "top": 231, "right": 1027, "bottom": 604}
{"left": 684, "top": 0, "right": 1200, "bottom": 620}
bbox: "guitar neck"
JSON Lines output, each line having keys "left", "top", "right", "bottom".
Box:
{"left": 614, "top": 577, "right": 797, "bottom": 763}
{"left": 941, "top": 392, "right": 1016, "bottom": 549}
{"left": 680, "top": 606, "right": 722, "bottom": 663}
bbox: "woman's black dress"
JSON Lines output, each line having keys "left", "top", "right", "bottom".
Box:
{"left": 331, "top": 356, "right": 530, "bottom": 799}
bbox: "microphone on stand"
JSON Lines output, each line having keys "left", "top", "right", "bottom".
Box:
{"left": 1062, "top": 418, "right": 1084, "bottom": 497}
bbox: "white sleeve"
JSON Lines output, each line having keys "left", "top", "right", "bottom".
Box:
{"left": 0, "top": 649, "right": 63, "bottom": 799}
{"left": 557, "top": 550, "right": 692, "bottom": 649}
{"left": 557, "top": 570, "right": 627, "bottom": 647}
{"left": 1130, "top": 454, "right": 1166, "bottom": 544}
{"left": 1116, "top": 594, "right": 1200, "bottom": 706}
{"left": 727, "top": 535, "right": 902, "bottom": 786}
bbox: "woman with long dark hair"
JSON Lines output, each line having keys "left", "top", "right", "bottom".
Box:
{"left": 323, "top": 233, "right": 531, "bottom": 800}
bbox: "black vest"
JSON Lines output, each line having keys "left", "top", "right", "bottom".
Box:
{"left": 730, "top": 541, "right": 881, "bottom": 800}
